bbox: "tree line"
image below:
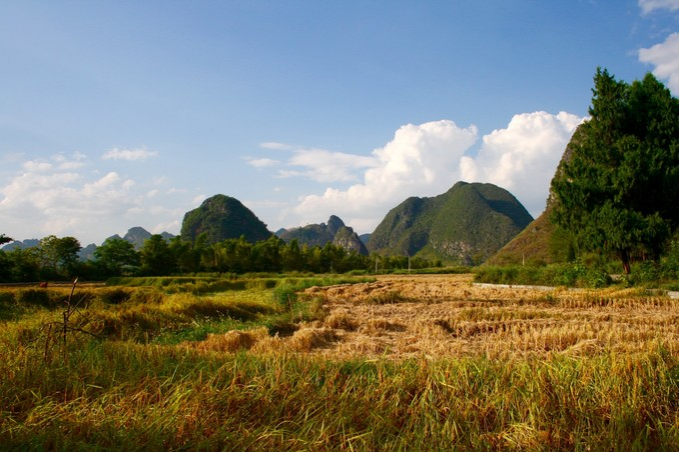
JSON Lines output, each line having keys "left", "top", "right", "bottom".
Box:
{"left": 0, "top": 233, "right": 441, "bottom": 282}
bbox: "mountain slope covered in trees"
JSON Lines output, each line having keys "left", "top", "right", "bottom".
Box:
{"left": 367, "top": 182, "right": 533, "bottom": 265}
{"left": 180, "top": 194, "right": 272, "bottom": 245}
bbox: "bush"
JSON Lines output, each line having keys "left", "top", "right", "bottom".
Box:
{"left": 475, "top": 261, "right": 611, "bottom": 288}
{"left": 660, "top": 240, "right": 679, "bottom": 281}
{"left": 631, "top": 261, "right": 661, "bottom": 286}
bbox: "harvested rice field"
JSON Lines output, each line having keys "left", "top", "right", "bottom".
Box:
{"left": 190, "top": 274, "right": 679, "bottom": 360}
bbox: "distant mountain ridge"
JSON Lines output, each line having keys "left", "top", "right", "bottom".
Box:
{"left": 367, "top": 182, "right": 533, "bottom": 265}
{"left": 105, "top": 226, "right": 175, "bottom": 250}
{"left": 1, "top": 239, "right": 40, "bottom": 251}
{"left": 277, "top": 215, "right": 368, "bottom": 255}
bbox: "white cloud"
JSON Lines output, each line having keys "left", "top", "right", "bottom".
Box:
{"left": 102, "top": 147, "right": 158, "bottom": 161}
{"left": 23, "top": 161, "right": 53, "bottom": 172}
{"left": 639, "top": 32, "right": 679, "bottom": 94}
{"left": 153, "top": 220, "right": 181, "bottom": 236}
{"left": 639, "top": 0, "right": 679, "bottom": 14}
{"left": 260, "top": 142, "right": 295, "bottom": 151}
{"left": 191, "top": 194, "right": 206, "bottom": 206}
{"left": 246, "top": 157, "right": 281, "bottom": 168}
{"left": 287, "top": 114, "right": 583, "bottom": 233}
{"left": 58, "top": 160, "right": 85, "bottom": 170}
{"left": 0, "top": 154, "right": 192, "bottom": 244}
{"left": 281, "top": 148, "right": 378, "bottom": 183}
{"left": 460, "top": 111, "right": 584, "bottom": 217}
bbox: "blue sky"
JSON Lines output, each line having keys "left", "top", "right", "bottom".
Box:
{"left": 1, "top": 0, "right": 678, "bottom": 245}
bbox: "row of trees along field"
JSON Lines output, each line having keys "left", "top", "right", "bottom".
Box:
{"left": 0, "top": 233, "right": 440, "bottom": 282}
{"left": 551, "top": 69, "right": 679, "bottom": 274}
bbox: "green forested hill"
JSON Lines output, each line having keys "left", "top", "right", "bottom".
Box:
{"left": 180, "top": 194, "right": 271, "bottom": 245}
{"left": 367, "top": 182, "right": 533, "bottom": 265}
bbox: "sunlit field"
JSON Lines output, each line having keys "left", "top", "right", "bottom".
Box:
{"left": 2, "top": 274, "right": 679, "bottom": 450}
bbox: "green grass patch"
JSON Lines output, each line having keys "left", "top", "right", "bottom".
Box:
{"left": 475, "top": 262, "right": 612, "bottom": 288}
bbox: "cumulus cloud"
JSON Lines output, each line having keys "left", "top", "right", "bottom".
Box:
{"left": 102, "top": 147, "right": 158, "bottom": 161}
{"left": 0, "top": 156, "right": 136, "bottom": 234}
{"left": 639, "top": 0, "right": 679, "bottom": 14}
{"left": 460, "top": 112, "right": 584, "bottom": 217}
{"left": 639, "top": 32, "right": 679, "bottom": 94}
{"left": 287, "top": 114, "right": 583, "bottom": 233}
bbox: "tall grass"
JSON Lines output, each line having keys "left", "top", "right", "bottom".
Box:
{"left": 1, "top": 342, "right": 678, "bottom": 450}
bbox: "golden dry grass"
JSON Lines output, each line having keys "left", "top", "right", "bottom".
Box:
{"left": 191, "top": 274, "right": 679, "bottom": 361}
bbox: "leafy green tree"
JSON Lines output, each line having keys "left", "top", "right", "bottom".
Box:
{"left": 0, "top": 251, "right": 11, "bottom": 282}
{"left": 0, "top": 234, "right": 12, "bottom": 246}
{"left": 281, "top": 239, "right": 304, "bottom": 272}
{"left": 551, "top": 69, "right": 679, "bottom": 274}
{"left": 252, "top": 235, "right": 283, "bottom": 272}
{"left": 38, "top": 235, "right": 82, "bottom": 278}
{"left": 94, "top": 238, "right": 140, "bottom": 276}
{"left": 2, "top": 248, "right": 40, "bottom": 282}
{"left": 322, "top": 242, "right": 347, "bottom": 273}
{"left": 214, "top": 236, "right": 253, "bottom": 273}
{"left": 169, "top": 237, "right": 199, "bottom": 274}
{"left": 140, "top": 234, "right": 175, "bottom": 276}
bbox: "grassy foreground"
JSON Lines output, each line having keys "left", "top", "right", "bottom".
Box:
{"left": 1, "top": 276, "right": 679, "bottom": 450}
